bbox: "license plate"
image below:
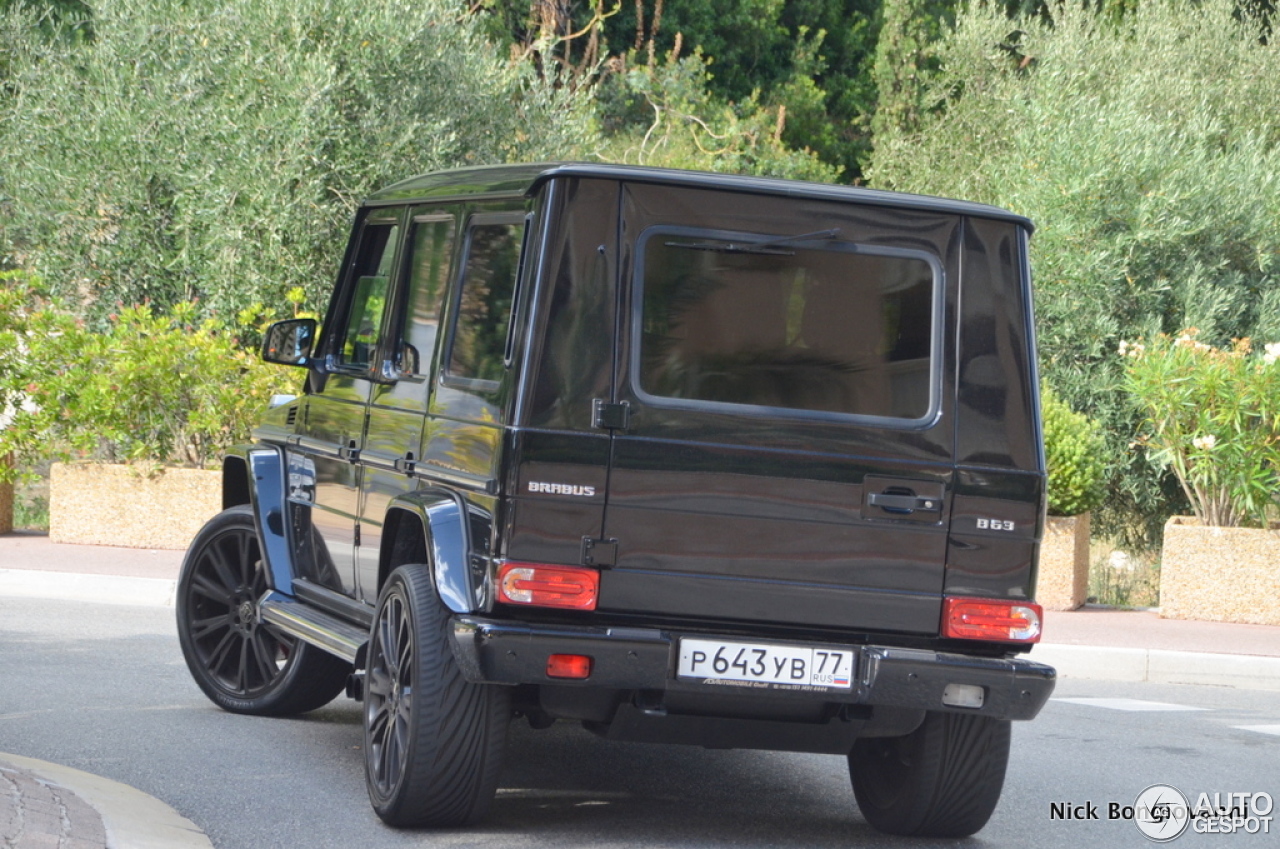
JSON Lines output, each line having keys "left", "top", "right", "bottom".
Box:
{"left": 677, "top": 638, "right": 856, "bottom": 691}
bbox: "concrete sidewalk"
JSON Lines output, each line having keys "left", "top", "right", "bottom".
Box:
{"left": 4, "top": 529, "right": 1280, "bottom": 847}
{"left": 4, "top": 529, "right": 1280, "bottom": 690}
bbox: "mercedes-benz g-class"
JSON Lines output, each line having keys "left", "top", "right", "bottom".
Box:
{"left": 176, "top": 163, "right": 1055, "bottom": 838}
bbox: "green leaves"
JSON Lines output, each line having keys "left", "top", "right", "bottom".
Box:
{"left": 0, "top": 281, "right": 295, "bottom": 479}
{"left": 1043, "top": 384, "right": 1106, "bottom": 517}
{"left": 0, "top": 0, "right": 593, "bottom": 324}
{"left": 1123, "top": 332, "right": 1280, "bottom": 528}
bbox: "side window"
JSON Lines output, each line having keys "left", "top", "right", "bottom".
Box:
{"left": 636, "top": 228, "right": 939, "bottom": 422}
{"left": 336, "top": 220, "right": 399, "bottom": 370}
{"left": 399, "top": 214, "right": 456, "bottom": 376}
{"left": 445, "top": 213, "right": 526, "bottom": 387}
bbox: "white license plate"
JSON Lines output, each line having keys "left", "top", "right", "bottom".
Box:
{"left": 677, "top": 638, "right": 856, "bottom": 690}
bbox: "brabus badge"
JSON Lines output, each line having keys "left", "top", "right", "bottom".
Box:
{"left": 528, "top": 481, "right": 596, "bottom": 497}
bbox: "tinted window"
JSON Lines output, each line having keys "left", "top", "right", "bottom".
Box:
{"left": 637, "top": 230, "right": 937, "bottom": 420}
{"left": 399, "top": 214, "right": 456, "bottom": 376}
{"left": 337, "top": 221, "right": 399, "bottom": 369}
{"left": 446, "top": 216, "right": 525, "bottom": 386}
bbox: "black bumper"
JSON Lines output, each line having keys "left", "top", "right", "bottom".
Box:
{"left": 450, "top": 616, "right": 1056, "bottom": 722}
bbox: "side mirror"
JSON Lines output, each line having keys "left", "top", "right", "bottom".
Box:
{"left": 262, "top": 319, "right": 319, "bottom": 368}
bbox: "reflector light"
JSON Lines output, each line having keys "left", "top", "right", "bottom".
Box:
{"left": 546, "top": 654, "right": 593, "bottom": 679}
{"left": 497, "top": 562, "right": 599, "bottom": 610}
{"left": 942, "top": 597, "right": 1043, "bottom": 643}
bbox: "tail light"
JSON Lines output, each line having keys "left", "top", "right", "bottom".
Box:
{"left": 546, "top": 654, "right": 593, "bottom": 679}
{"left": 496, "top": 562, "right": 599, "bottom": 611}
{"left": 942, "top": 597, "right": 1043, "bottom": 644}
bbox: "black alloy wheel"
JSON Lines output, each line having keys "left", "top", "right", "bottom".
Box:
{"left": 364, "top": 563, "right": 510, "bottom": 827}
{"left": 176, "top": 505, "right": 349, "bottom": 715}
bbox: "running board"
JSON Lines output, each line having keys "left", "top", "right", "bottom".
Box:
{"left": 260, "top": 597, "right": 367, "bottom": 664}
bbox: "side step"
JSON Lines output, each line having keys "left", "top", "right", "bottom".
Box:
{"left": 260, "top": 596, "right": 367, "bottom": 664}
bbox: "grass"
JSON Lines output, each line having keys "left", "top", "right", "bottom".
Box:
{"left": 12, "top": 479, "right": 49, "bottom": 531}
{"left": 1087, "top": 539, "right": 1161, "bottom": 609}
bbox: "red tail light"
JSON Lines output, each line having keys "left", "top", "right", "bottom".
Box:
{"left": 942, "top": 597, "right": 1043, "bottom": 643}
{"left": 546, "top": 654, "right": 593, "bottom": 679}
{"left": 497, "top": 562, "right": 599, "bottom": 611}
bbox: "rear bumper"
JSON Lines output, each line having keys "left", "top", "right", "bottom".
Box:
{"left": 450, "top": 616, "right": 1055, "bottom": 722}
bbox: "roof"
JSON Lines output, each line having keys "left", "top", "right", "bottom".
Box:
{"left": 365, "top": 162, "right": 1035, "bottom": 231}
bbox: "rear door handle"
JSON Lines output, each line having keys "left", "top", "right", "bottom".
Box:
{"left": 868, "top": 492, "right": 942, "bottom": 513}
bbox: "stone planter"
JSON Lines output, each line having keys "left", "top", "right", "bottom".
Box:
{"left": 0, "top": 453, "right": 13, "bottom": 535}
{"left": 1160, "top": 516, "right": 1280, "bottom": 626}
{"left": 1037, "top": 513, "right": 1090, "bottom": 611}
{"left": 49, "top": 462, "right": 222, "bottom": 550}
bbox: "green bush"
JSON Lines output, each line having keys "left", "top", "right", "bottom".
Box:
{"left": 1042, "top": 384, "right": 1106, "bottom": 517}
{"left": 1123, "top": 330, "right": 1280, "bottom": 528}
{"left": 867, "top": 0, "right": 1280, "bottom": 543}
{"left": 0, "top": 275, "right": 295, "bottom": 480}
{"left": 0, "top": 0, "right": 593, "bottom": 322}
{"left": 592, "top": 43, "right": 840, "bottom": 182}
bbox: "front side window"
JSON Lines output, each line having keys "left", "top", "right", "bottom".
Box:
{"left": 445, "top": 214, "right": 526, "bottom": 387}
{"left": 636, "top": 228, "right": 939, "bottom": 422}
{"left": 337, "top": 220, "right": 399, "bottom": 369}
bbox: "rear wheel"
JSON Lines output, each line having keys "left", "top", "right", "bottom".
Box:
{"left": 176, "top": 506, "right": 350, "bottom": 715}
{"left": 364, "top": 564, "right": 511, "bottom": 827}
{"left": 849, "top": 710, "right": 1010, "bottom": 837}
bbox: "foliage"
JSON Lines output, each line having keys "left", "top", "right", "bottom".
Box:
{"left": 868, "top": 0, "right": 1280, "bottom": 543}
{"left": 1122, "top": 330, "right": 1280, "bottom": 528}
{"left": 0, "top": 0, "right": 592, "bottom": 323}
{"left": 1042, "top": 384, "right": 1106, "bottom": 516}
{"left": 0, "top": 274, "right": 297, "bottom": 480}
{"left": 870, "top": 0, "right": 955, "bottom": 140}
{"left": 474, "top": 0, "right": 885, "bottom": 180}
{"left": 592, "top": 42, "right": 840, "bottom": 182}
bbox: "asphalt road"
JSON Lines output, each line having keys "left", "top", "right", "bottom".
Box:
{"left": 2, "top": 597, "right": 1277, "bottom": 849}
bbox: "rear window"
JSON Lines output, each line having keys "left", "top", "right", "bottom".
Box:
{"left": 634, "top": 227, "right": 940, "bottom": 423}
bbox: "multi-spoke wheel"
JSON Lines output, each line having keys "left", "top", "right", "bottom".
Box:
{"left": 176, "top": 505, "right": 350, "bottom": 716}
{"left": 364, "top": 563, "right": 510, "bottom": 827}
{"left": 849, "top": 710, "right": 1011, "bottom": 837}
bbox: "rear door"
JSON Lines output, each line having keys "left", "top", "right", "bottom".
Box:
{"left": 597, "top": 183, "right": 960, "bottom": 636}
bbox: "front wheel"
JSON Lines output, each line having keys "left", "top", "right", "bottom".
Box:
{"left": 364, "top": 564, "right": 511, "bottom": 827}
{"left": 849, "top": 710, "right": 1011, "bottom": 837}
{"left": 176, "top": 506, "right": 350, "bottom": 716}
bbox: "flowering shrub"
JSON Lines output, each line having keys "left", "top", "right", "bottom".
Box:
{"left": 1122, "top": 330, "right": 1280, "bottom": 527}
{"left": 0, "top": 275, "right": 296, "bottom": 482}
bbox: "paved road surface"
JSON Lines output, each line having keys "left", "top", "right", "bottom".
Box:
{"left": 2, "top": 596, "right": 1276, "bottom": 848}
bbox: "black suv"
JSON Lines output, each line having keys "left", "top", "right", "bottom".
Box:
{"left": 176, "top": 163, "right": 1055, "bottom": 838}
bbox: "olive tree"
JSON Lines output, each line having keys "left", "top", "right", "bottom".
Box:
{"left": 0, "top": 0, "right": 594, "bottom": 320}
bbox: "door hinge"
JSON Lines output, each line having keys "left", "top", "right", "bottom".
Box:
{"left": 592, "top": 399, "right": 630, "bottom": 430}
{"left": 581, "top": 537, "right": 618, "bottom": 568}
{"left": 354, "top": 523, "right": 361, "bottom": 546}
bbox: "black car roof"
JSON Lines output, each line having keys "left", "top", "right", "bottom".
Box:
{"left": 364, "top": 162, "right": 1034, "bottom": 231}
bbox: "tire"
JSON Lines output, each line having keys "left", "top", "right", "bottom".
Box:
{"left": 849, "top": 710, "right": 1011, "bottom": 838}
{"left": 176, "top": 505, "right": 351, "bottom": 716}
{"left": 364, "top": 564, "right": 511, "bottom": 828}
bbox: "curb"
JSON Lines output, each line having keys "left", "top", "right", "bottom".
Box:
{"left": 1032, "top": 644, "right": 1280, "bottom": 692}
{"left": 4, "top": 567, "right": 1280, "bottom": 692}
{"left": 0, "top": 753, "right": 213, "bottom": 849}
{"left": 0, "top": 569, "right": 177, "bottom": 608}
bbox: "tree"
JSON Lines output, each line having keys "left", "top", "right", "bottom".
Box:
{"left": 0, "top": 0, "right": 593, "bottom": 320}
{"left": 474, "top": 0, "right": 887, "bottom": 180}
